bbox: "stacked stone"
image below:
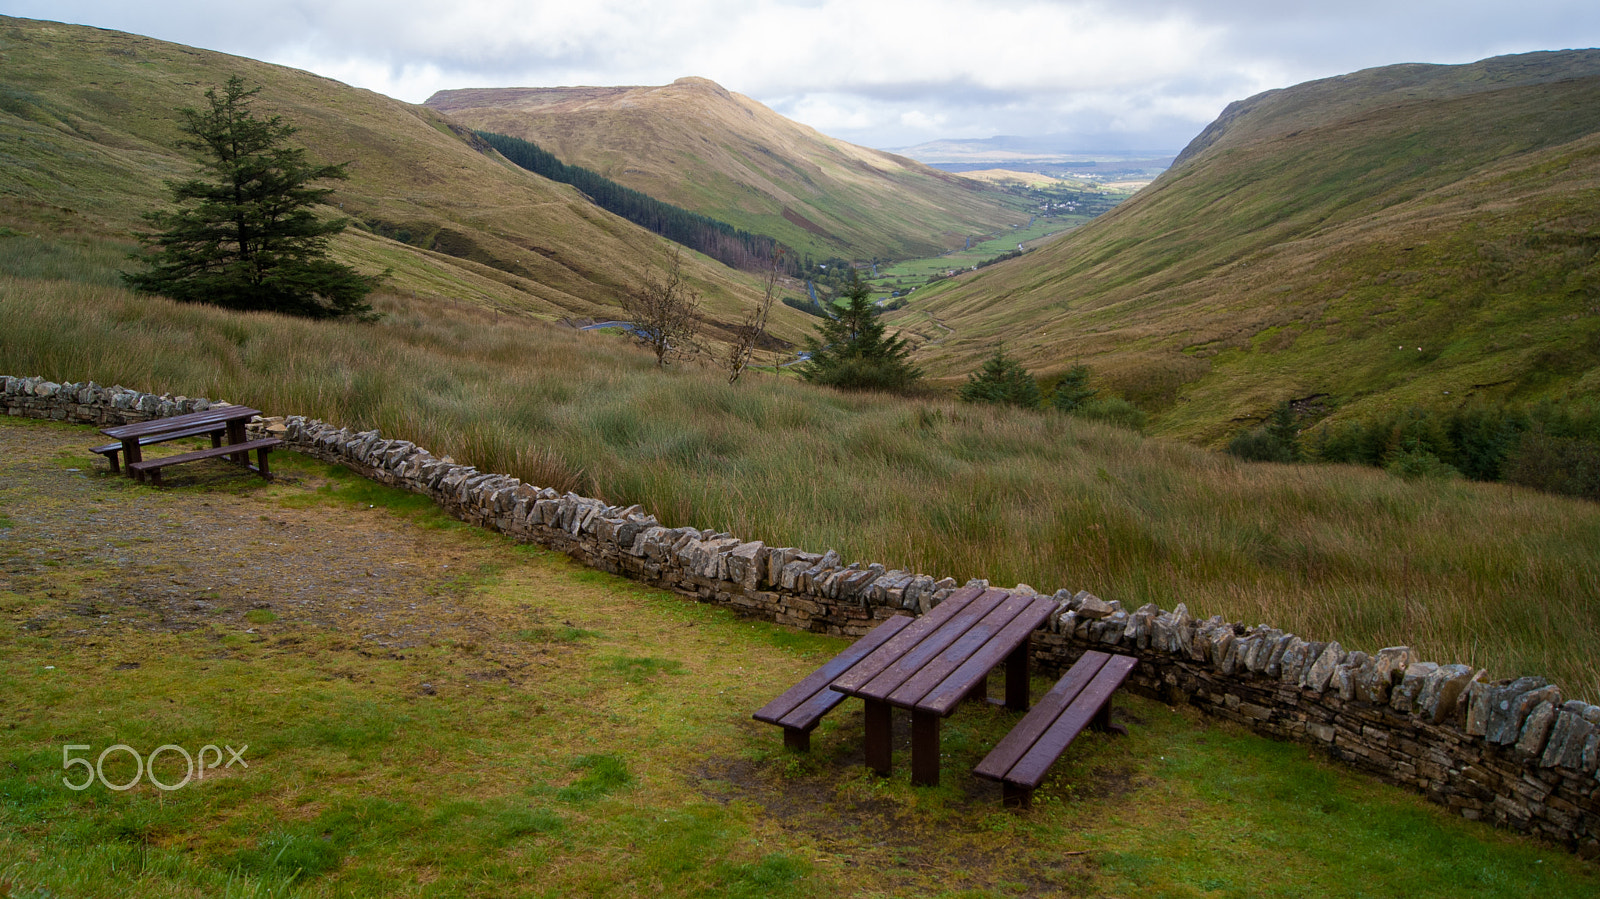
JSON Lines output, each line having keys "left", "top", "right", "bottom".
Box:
{"left": 1, "top": 375, "right": 213, "bottom": 425}
{"left": 274, "top": 416, "right": 968, "bottom": 637}
{"left": 1027, "top": 591, "right": 1600, "bottom": 850}
{"left": 6, "top": 374, "right": 1598, "bottom": 853}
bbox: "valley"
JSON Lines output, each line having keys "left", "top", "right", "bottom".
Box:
{"left": 3, "top": 13, "right": 1600, "bottom": 893}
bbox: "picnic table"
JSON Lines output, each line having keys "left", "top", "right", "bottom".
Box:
{"left": 830, "top": 585, "right": 1057, "bottom": 785}
{"left": 756, "top": 584, "right": 1057, "bottom": 786}
{"left": 96, "top": 405, "right": 278, "bottom": 484}
{"left": 756, "top": 585, "right": 1140, "bottom": 803}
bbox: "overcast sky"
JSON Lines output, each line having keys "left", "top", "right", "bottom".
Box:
{"left": 9, "top": 1, "right": 1600, "bottom": 152}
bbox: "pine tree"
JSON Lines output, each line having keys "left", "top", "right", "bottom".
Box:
{"left": 123, "top": 77, "right": 379, "bottom": 319}
{"left": 959, "top": 346, "right": 1041, "bottom": 408}
{"left": 1050, "top": 364, "right": 1098, "bottom": 413}
{"left": 799, "top": 272, "right": 922, "bottom": 392}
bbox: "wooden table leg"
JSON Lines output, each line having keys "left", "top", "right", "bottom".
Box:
{"left": 1005, "top": 639, "right": 1031, "bottom": 711}
{"left": 226, "top": 419, "right": 248, "bottom": 465}
{"left": 865, "top": 698, "right": 892, "bottom": 777}
{"left": 121, "top": 438, "right": 140, "bottom": 477}
{"left": 911, "top": 709, "right": 940, "bottom": 786}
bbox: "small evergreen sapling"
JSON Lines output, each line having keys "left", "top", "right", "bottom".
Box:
{"left": 959, "top": 347, "right": 1041, "bottom": 408}
{"left": 799, "top": 272, "right": 922, "bottom": 392}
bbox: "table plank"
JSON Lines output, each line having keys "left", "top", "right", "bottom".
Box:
{"left": 918, "top": 595, "right": 1058, "bottom": 716}
{"left": 101, "top": 406, "right": 260, "bottom": 440}
{"left": 886, "top": 590, "right": 1037, "bottom": 707}
{"left": 830, "top": 584, "right": 985, "bottom": 695}
{"left": 851, "top": 587, "right": 1011, "bottom": 702}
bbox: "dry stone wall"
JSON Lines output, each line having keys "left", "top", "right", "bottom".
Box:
{"left": 6, "top": 373, "right": 1598, "bottom": 855}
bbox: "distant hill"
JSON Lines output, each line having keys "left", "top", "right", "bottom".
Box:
{"left": 424, "top": 79, "right": 1029, "bottom": 261}
{"left": 900, "top": 50, "right": 1600, "bottom": 444}
{"left": 0, "top": 17, "right": 796, "bottom": 340}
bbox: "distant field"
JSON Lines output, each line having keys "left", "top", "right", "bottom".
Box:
{"left": 867, "top": 218, "right": 1087, "bottom": 290}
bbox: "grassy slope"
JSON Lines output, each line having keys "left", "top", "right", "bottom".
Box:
{"left": 424, "top": 78, "right": 1031, "bottom": 261}
{"left": 899, "top": 51, "right": 1600, "bottom": 444}
{"left": 0, "top": 16, "right": 812, "bottom": 344}
{"left": 5, "top": 280, "right": 1598, "bottom": 701}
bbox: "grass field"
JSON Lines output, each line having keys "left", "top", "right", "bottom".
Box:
{"left": 2, "top": 420, "right": 1595, "bottom": 898}
{"left": 866, "top": 218, "right": 1087, "bottom": 290}
{"left": 4, "top": 275, "right": 1598, "bottom": 704}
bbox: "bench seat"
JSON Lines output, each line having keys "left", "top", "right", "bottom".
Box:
{"left": 127, "top": 437, "right": 281, "bottom": 485}
{"left": 91, "top": 425, "right": 227, "bottom": 473}
{"left": 753, "top": 614, "right": 912, "bottom": 752}
{"left": 974, "top": 650, "right": 1137, "bottom": 808}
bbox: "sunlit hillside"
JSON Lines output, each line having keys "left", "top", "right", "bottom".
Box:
{"left": 425, "top": 79, "right": 1031, "bottom": 261}
{"left": 897, "top": 51, "right": 1600, "bottom": 444}
{"left": 0, "top": 16, "right": 810, "bottom": 343}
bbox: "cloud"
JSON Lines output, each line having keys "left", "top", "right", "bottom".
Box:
{"left": 14, "top": 0, "right": 1600, "bottom": 149}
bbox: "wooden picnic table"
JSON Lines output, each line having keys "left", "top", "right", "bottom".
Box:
{"left": 829, "top": 584, "right": 1058, "bottom": 786}
{"left": 98, "top": 405, "right": 275, "bottom": 484}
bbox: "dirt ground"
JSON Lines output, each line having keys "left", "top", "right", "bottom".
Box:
{"left": 0, "top": 417, "right": 549, "bottom": 670}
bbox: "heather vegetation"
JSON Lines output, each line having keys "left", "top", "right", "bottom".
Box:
{"left": 4, "top": 274, "right": 1598, "bottom": 702}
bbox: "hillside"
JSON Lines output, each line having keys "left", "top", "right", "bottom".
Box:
{"left": 0, "top": 17, "right": 805, "bottom": 343}
{"left": 897, "top": 50, "right": 1600, "bottom": 444}
{"left": 424, "top": 78, "right": 1030, "bottom": 261}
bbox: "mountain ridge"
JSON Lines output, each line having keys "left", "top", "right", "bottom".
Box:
{"left": 425, "top": 78, "right": 1029, "bottom": 261}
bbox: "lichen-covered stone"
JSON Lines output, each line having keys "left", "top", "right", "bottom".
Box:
{"left": 1486, "top": 678, "right": 1555, "bottom": 745}
{"left": 1516, "top": 700, "right": 1561, "bottom": 757}
{"left": 1076, "top": 593, "right": 1114, "bottom": 619}
{"left": 1302, "top": 641, "right": 1344, "bottom": 693}
{"left": 1392, "top": 661, "right": 1439, "bottom": 714}
{"left": 1542, "top": 707, "right": 1597, "bottom": 769}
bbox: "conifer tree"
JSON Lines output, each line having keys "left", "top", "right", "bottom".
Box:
{"left": 124, "top": 77, "right": 379, "bottom": 319}
{"left": 799, "top": 272, "right": 922, "bottom": 392}
{"left": 1050, "top": 364, "right": 1098, "bottom": 413}
{"left": 959, "top": 346, "right": 1041, "bottom": 408}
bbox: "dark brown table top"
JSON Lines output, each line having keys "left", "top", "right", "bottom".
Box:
{"left": 830, "top": 584, "right": 1057, "bottom": 717}
{"left": 100, "top": 405, "right": 261, "bottom": 440}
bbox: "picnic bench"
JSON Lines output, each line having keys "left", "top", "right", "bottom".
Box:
{"left": 96, "top": 405, "right": 278, "bottom": 485}
{"left": 973, "top": 650, "right": 1138, "bottom": 809}
{"left": 755, "top": 584, "right": 1058, "bottom": 787}
{"left": 752, "top": 615, "right": 913, "bottom": 752}
{"left": 91, "top": 424, "right": 228, "bottom": 474}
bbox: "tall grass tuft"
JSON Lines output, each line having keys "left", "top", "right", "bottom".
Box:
{"left": 5, "top": 278, "right": 1598, "bottom": 698}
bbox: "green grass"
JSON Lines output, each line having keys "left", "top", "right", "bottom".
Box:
{"left": 4, "top": 282, "right": 1599, "bottom": 701}
{"left": 866, "top": 217, "right": 1090, "bottom": 288}
{"left": 0, "top": 440, "right": 1595, "bottom": 897}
